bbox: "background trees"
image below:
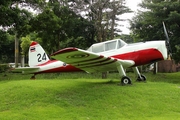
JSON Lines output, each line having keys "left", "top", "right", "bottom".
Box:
{"left": 0, "top": 31, "right": 14, "bottom": 63}
{"left": 0, "top": 0, "right": 131, "bottom": 64}
{"left": 130, "top": 0, "right": 180, "bottom": 63}
{"left": 0, "top": 0, "right": 46, "bottom": 63}
{"left": 1, "top": 0, "right": 180, "bottom": 64}
{"left": 69, "top": 0, "right": 130, "bottom": 42}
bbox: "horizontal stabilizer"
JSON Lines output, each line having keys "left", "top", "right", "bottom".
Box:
{"left": 12, "top": 67, "right": 39, "bottom": 74}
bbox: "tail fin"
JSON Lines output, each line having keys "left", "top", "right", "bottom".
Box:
{"left": 28, "top": 41, "right": 50, "bottom": 67}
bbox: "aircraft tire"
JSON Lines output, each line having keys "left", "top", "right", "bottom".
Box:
{"left": 121, "top": 76, "right": 132, "bottom": 85}
{"left": 137, "top": 74, "right": 146, "bottom": 81}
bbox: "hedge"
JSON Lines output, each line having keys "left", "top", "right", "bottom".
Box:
{"left": 0, "top": 64, "right": 10, "bottom": 73}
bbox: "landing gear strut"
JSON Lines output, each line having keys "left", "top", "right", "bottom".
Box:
{"left": 117, "top": 64, "right": 132, "bottom": 85}
{"left": 117, "top": 64, "right": 146, "bottom": 85}
{"left": 133, "top": 67, "right": 146, "bottom": 82}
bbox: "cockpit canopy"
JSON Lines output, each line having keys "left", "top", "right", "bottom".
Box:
{"left": 87, "top": 39, "right": 127, "bottom": 53}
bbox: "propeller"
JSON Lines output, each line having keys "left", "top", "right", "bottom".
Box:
{"left": 162, "top": 22, "right": 173, "bottom": 59}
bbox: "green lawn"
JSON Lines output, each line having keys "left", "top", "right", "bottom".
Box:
{"left": 0, "top": 72, "right": 180, "bottom": 120}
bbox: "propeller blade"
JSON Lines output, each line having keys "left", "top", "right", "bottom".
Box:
{"left": 163, "top": 22, "right": 170, "bottom": 43}
{"left": 162, "top": 22, "right": 173, "bottom": 59}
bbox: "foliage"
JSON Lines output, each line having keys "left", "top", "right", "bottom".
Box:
{"left": 0, "top": 31, "right": 15, "bottom": 63}
{"left": 0, "top": 0, "right": 38, "bottom": 35}
{"left": 0, "top": 0, "right": 46, "bottom": 63}
{"left": 118, "top": 34, "right": 134, "bottom": 43}
{"left": 174, "top": 45, "right": 180, "bottom": 62}
{"left": 0, "top": 64, "right": 9, "bottom": 73}
{"left": 20, "top": 35, "right": 32, "bottom": 55}
{"left": 0, "top": 0, "right": 132, "bottom": 63}
{"left": 30, "top": 2, "right": 96, "bottom": 53}
{"left": 130, "top": 0, "right": 180, "bottom": 62}
{"left": 69, "top": 0, "right": 131, "bottom": 42}
{"left": 0, "top": 0, "right": 132, "bottom": 62}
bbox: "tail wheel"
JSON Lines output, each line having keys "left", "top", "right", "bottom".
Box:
{"left": 137, "top": 74, "right": 146, "bottom": 81}
{"left": 121, "top": 76, "right": 132, "bottom": 85}
{"left": 30, "top": 74, "right": 36, "bottom": 80}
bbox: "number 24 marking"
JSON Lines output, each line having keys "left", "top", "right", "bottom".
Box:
{"left": 37, "top": 53, "right": 47, "bottom": 62}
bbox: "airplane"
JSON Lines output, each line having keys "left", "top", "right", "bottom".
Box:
{"left": 14, "top": 22, "right": 171, "bottom": 85}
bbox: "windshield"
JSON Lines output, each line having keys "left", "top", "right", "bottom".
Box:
{"left": 87, "top": 39, "right": 127, "bottom": 53}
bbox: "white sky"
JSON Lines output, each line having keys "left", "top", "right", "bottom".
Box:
{"left": 119, "top": 0, "right": 142, "bottom": 34}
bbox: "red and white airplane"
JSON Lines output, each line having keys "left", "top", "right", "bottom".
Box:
{"left": 14, "top": 22, "right": 171, "bottom": 85}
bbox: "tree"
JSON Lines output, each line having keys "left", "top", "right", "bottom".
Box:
{"left": 0, "top": 0, "right": 46, "bottom": 65}
{"left": 30, "top": 0, "right": 95, "bottom": 54}
{"left": 20, "top": 35, "right": 32, "bottom": 60}
{"left": 107, "top": 0, "right": 131, "bottom": 39}
{"left": 130, "top": 0, "right": 180, "bottom": 63}
{"left": 0, "top": 0, "right": 45, "bottom": 28}
{"left": 69, "top": 0, "right": 131, "bottom": 42}
{"left": 0, "top": 31, "right": 15, "bottom": 63}
{"left": 30, "top": 8, "right": 61, "bottom": 53}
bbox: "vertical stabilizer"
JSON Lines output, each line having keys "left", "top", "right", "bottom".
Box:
{"left": 28, "top": 41, "right": 49, "bottom": 67}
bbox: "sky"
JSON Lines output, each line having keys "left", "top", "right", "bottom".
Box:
{"left": 119, "top": 0, "right": 142, "bottom": 34}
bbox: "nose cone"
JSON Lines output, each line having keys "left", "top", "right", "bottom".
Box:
{"left": 160, "top": 41, "right": 168, "bottom": 60}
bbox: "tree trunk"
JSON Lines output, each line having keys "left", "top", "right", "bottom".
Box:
{"left": 15, "top": 32, "right": 19, "bottom": 68}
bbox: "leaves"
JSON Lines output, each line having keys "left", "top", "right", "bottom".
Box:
{"left": 130, "top": 0, "right": 180, "bottom": 62}
{"left": 20, "top": 35, "right": 31, "bottom": 55}
{"left": 0, "top": 0, "right": 132, "bottom": 63}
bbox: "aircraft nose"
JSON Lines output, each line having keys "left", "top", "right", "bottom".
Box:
{"left": 162, "top": 41, "right": 168, "bottom": 60}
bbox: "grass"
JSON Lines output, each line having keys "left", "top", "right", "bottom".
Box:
{"left": 0, "top": 72, "right": 180, "bottom": 120}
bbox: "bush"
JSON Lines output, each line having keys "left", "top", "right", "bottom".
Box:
{"left": 0, "top": 64, "right": 9, "bottom": 73}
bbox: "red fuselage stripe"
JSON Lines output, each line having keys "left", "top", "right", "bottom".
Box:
{"left": 111, "top": 48, "right": 164, "bottom": 66}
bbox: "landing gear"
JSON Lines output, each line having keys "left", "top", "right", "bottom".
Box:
{"left": 136, "top": 74, "right": 146, "bottom": 82}
{"left": 121, "top": 76, "right": 132, "bottom": 85}
{"left": 30, "top": 74, "right": 36, "bottom": 80}
{"left": 117, "top": 65, "right": 147, "bottom": 85}
{"left": 133, "top": 67, "right": 146, "bottom": 82}
{"left": 117, "top": 64, "right": 132, "bottom": 85}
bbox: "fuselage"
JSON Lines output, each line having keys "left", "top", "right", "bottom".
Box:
{"left": 101, "top": 41, "right": 168, "bottom": 66}
{"left": 34, "top": 40, "right": 168, "bottom": 74}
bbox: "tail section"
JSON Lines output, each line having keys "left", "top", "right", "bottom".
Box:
{"left": 28, "top": 41, "right": 50, "bottom": 67}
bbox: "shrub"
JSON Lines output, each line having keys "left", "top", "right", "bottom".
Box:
{"left": 0, "top": 64, "right": 9, "bottom": 73}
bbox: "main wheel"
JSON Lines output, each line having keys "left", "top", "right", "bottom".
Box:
{"left": 121, "top": 76, "right": 132, "bottom": 85}
{"left": 137, "top": 74, "right": 146, "bottom": 81}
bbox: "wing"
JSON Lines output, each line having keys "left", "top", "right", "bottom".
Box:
{"left": 12, "top": 67, "right": 39, "bottom": 74}
{"left": 51, "top": 47, "right": 135, "bottom": 73}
